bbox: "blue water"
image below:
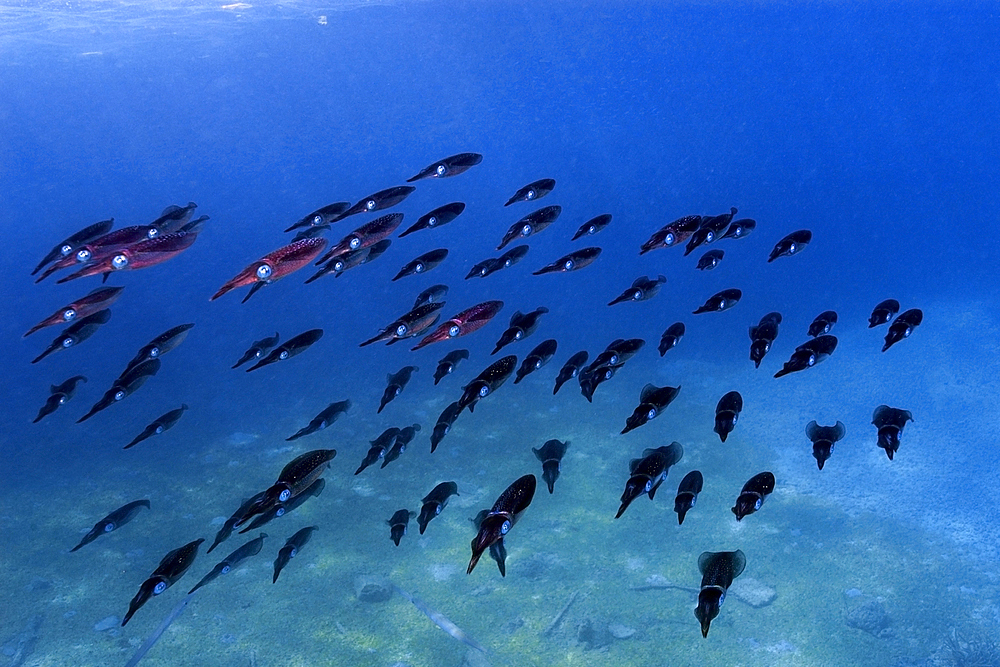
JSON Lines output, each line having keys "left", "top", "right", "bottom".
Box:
{"left": 2, "top": 2, "right": 999, "bottom": 666}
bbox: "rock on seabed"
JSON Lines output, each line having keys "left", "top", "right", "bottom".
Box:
{"left": 729, "top": 577, "right": 777, "bottom": 608}
{"left": 93, "top": 616, "right": 119, "bottom": 632}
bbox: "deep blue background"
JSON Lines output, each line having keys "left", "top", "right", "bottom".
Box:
{"left": 1, "top": 1, "right": 997, "bottom": 478}
{"left": 1, "top": 6, "right": 999, "bottom": 665}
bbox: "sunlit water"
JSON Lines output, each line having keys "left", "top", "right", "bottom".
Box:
{"left": 1, "top": 2, "right": 999, "bottom": 667}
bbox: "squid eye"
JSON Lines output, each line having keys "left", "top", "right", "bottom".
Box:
{"left": 76, "top": 248, "right": 91, "bottom": 262}
{"left": 334, "top": 260, "right": 345, "bottom": 271}
{"left": 478, "top": 385, "right": 490, "bottom": 397}
{"left": 609, "top": 354, "right": 619, "bottom": 364}
{"left": 534, "top": 360, "right": 542, "bottom": 369}
{"left": 276, "top": 507, "right": 286, "bottom": 517}
{"left": 632, "top": 290, "right": 642, "bottom": 300}
{"left": 732, "top": 414, "right": 739, "bottom": 425}
{"left": 279, "top": 350, "right": 289, "bottom": 360}
{"left": 504, "top": 258, "right": 512, "bottom": 267}
{"left": 256, "top": 264, "right": 272, "bottom": 280}
{"left": 788, "top": 243, "right": 796, "bottom": 254}
{"left": 289, "top": 547, "right": 298, "bottom": 558}
{"left": 62, "top": 308, "right": 77, "bottom": 321}
{"left": 155, "top": 425, "right": 164, "bottom": 434}
{"left": 396, "top": 324, "right": 408, "bottom": 336}
{"left": 754, "top": 498, "right": 762, "bottom": 510}
{"left": 734, "top": 227, "right": 743, "bottom": 237}
{"left": 564, "top": 260, "right": 574, "bottom": 270}
{"left": 644, "top": 479, "right": 653, "bottom": 492}
{"left": 603, "top": 369, "right": 613, "bottom": 380}
{"left": 520, "top": 224, "right": 532, "bottom": 236}
{"left": 434, "top": 504, "right": 442, "bottom": 515}
{"left": 762, "top": 342, "right": 770, "bottom": 353}
{"left": 442, "top": 424, "right": 451, "bottom": 435}
{"left": 312, "top": 215, "right": 323, "bottom": 225}
{"left": 147, "top": 228, "right": 159, "bottom": 239}
{"left": 903, "top": 326, "right": 912, "bottom": 338}
{"left": 349, "top": 237, "right": 361, "bottom": 250}
{"left": 104, "top": 522, "right": 116, "bottom": 532}
{"left": 448, "top": 324, "right": 461, "bottom": 337}
{"left": 111, "top": 254, "right": 129, "bottom": 270}
{"left": 690, "top": 497, "right": 697, "bottom": 507}
{"left": 365, "top": 199, "right": 376, "bottom": 210}
{"left": 221, "top": 565, "right": 231, "bottom": 574}
{"left": 153, "top": 581, "right": 167, "bottom": 595}
{"left": 647, "top": 408, "right": 657, "bottom": 420}
{"left": 807, "top": 353, "right": 816, "bottom": 366}
{"left": 526, "top": 189, "right": 536, "bottom": 199}
{"left": 665, "top": 233, "right": 675, "bottom": 245}
{"left": 706, "top": 231, "right": 714, "bottom": 242}
{"left": 148, "top": 346, "right": 161, "bottom": 357}
{"left": 58, "top": 395, "right": 68, "bottom": 404}
{"left": 61, "top": 337, "right": 74, "bottom": 348}
{"left": 428, "top": 217, "right": 437, "bottom": 226}
{"left": 588, "top": 226, "right": 596, "bottom": 234}
{"left": 436, "top": 164, "right": 447, "bottom": 176}
{"left": 278, "top": 489, "right": 291, "bottom": 502}
{"left": 60, "top": 244, "right": 73, "bottom": 255}
{"left": 114, "top": 390, "right": 126, "bottom": 401}
{"left": 500, "top": 520, "right": 511, "bottom": 535}
{"left": 414, "top": 263, "right": 424, "bottom": 273}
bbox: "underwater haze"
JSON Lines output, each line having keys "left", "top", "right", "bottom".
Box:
{"left": 2, "top": 1, "right": 999, "bottom": 666}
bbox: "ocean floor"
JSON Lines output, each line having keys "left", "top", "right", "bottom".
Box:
{"left": 2, "top": 297, "right": 999, "bottom": 667}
